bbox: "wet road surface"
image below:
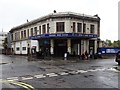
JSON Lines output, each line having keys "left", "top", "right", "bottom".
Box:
{"left": 0, "top": 54, "right": 120, "bottom": 89}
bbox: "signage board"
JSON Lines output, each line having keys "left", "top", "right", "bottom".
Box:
{"left": 30, "top": 33, "right": 98, "bottom": 39}
{"left": 98, "top": 47, "right": 120, "bottom": 54}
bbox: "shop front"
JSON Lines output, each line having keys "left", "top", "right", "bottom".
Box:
{"left": 30, "top": 33, "right": 98, "bottom": 57}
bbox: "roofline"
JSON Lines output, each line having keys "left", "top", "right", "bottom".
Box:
{"left": 10, "top": 12, "right": 100, "bottom": 32}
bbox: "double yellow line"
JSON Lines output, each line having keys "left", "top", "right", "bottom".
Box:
{"left": 1, "top": 80, "right": 36, "bottom": 90}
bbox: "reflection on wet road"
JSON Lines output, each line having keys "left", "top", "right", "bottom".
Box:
{"left": 0, "top": 54, "right": 120, "bottom": 89}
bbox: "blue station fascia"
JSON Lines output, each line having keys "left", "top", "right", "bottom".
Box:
{"left": 30, "top": 33, "right": 98, "bottom": 40}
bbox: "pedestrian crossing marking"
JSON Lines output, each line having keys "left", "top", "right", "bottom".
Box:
{"left": 76, "top": 70, "right": 88, "bottom": 73}
{"left": 1, "top": 67, "right": 119, "bottom": 81}
{"left": 46, "top": 73, "right": 58, "bottom": 77}
{"left": 34, "top": 74, "right": 46, "bottom": 79}
{"left": 7, "top": 77, "right": 19, "bottom": 81}
{"left": 7, "top": 79, "right": 15, "bottom": 82}
{"left": 68, "top": 71, "right": 79, "bottom": 74}
{"left": 22, "top": 77, "right": 33, "bottom": 80}
{"left": 107, "top": 68, "right": 119, "bottom": 72}
{"left": 87, "top": 69, "right": 98, "bottom": 72}
{"left": 58, "top": 72, "right": 69, "bottom": 75}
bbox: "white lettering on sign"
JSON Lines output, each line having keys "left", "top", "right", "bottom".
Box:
{"left": 49, "top": 34, "right": 56, "bottom": 37}
{"left": 57, "top": 34, "right": 61, "bottom": 36}
{"left": 106, "top": 49, "right": 116, "bottom": 53}
{"left": 62, "top": 34, "right": 68, "bottom": 36}
{"left": 102, "top": 51, "right": 105, "bottom": 53}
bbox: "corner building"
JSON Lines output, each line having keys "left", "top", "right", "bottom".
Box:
{"left": 10, "top": 12, "right": 100, "bottom": 56}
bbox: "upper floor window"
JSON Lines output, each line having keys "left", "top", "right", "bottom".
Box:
{"left": 73, "top": 22, "right": 76, "bottom": 32}
{"left": 11, "top": 34, "right": 13, "bottom": 41}
{"left": 90, "top": 25, "right": 95, "bottom": 33}
{"left": 21, "top": 31, "right": 23, "bottom": 39}
{"left": 83, "top": 23, "right": 86, "bottom": 33}
{"left": 27, "top": 29, "right": 29, "bottom": 38}
{"left": 17, "top": 31, "right": 20, "bottom": 40}
{"left": 34, "top": 27, "right": 37, "bottom": 35}
{"left": 15, "top": 32, "right": 17, "bottom": 40}
{"left": 31, "top": 28, "right": 33, "bottom": 36}
{"left": 77, "top": 23, "right": 82, "bottom": 32}
{"left": 42, "top": 24, "right": 46, "bottom": 34}
{"left": 39, "top": 26, "right": 41, "bottom": 34}
{"left": 56, "top": 22, "right": 65, "bottom": 32}
{"left": 24, "top": 30, "right": 26, "bottom": 38}
{"left": 47, "top": 23, "right": 49, "bottom": 33}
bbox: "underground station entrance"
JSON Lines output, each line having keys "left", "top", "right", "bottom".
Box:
{"left": 54, "top": 39, "right": 67, "bottom": 57}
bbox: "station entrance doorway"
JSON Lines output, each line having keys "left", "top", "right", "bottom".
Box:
{"left": 54, "top": 39, "right": 67, "bottom": 57}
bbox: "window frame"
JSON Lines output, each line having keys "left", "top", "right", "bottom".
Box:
{"left": 73, "top": 22, "right": 76, "bottom": 32}
{"left": 56, "top": 22, "right": 65, "bottom": 32}
{"left": 34, "top": 27, "right": 37, "bottom": 35}
{"left": 77, "top": 23, "right": 82, "bottom": 32}
{"left": 22, "top": 47, "right": 26, "bottom": 50}
{"left": 31, "top": 28, "right": 33, "bottom": 36}
{"left": 90, "top": 24, "right": 95, "bottom": 34}
{"left": 16, "top": 47, "right": 20, "bottom": 51}
{"left": 42, "top": 24, "right": 46, "bottom": 34}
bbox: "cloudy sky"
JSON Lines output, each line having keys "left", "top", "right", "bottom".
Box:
{"left": 0, "top": 0, "right": 119, "bottom": 41}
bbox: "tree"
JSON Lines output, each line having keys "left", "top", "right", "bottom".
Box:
{"left": 105, "top": 39, "right": 112, "bottom": 46}
{"left": 112, "top": 40, "right": 120, "bottom": 47}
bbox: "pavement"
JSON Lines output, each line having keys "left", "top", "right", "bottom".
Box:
{"left": 0, "top": 54, "right": 104, "bottom": 64}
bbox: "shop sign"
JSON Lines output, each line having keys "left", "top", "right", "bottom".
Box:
{"left": 98, "top": 47, "right": 120, "bottom": 54}
{"left": 30, "top": 33, "right": 98, "bottom": 39}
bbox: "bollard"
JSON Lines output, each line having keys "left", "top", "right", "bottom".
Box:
{"left": 64, "top": 53, "right": 67, "bottom": 60}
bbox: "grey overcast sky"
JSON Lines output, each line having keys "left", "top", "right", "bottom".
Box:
{"left": 0, "top": 0, "right": 119, "bottom": 41}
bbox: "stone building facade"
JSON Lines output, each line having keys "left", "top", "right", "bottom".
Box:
{"left": 9, "top": 12, "right": 100, "bottom": 56}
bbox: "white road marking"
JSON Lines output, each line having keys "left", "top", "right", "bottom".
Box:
{"left": 59, "top": 72, "right": 69, "bottom": 75}
{"left": 22, "top": 77, "right": 33, "bottom": 80}
{"left": 95, "top": 68, "right": 106, "bottom": 71}
{"left": 7, "top": 80, "right": 14, "bottom": 82}
{"left": 7, "top": 77, "right": 18, "bottom": 79}
{"left": 76, "top": 70, "right": 87, "bottom": 73}
{"left": 87, "top": 69, "right": 98, "bottom": 72}
{"left": 46, "top": 73, "right": 58, "bottom": 77}
{"left": 107, "top": 68, "right": 119, "bottom": 72}
{"left": 7, "top": 77, "right": 19, "bottom": 81}
{"left": 34, "top": 74, "right": 46, "bottom": 79}
{"left": 3, "top": 67, "right": 119, "bottom": 82}
{"left": 69, "top": 71, "right": 79, "bottom": 74}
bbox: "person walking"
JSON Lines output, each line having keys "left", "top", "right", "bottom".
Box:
{"left": 85, "top": 51, "right": 89, "bottom": 60}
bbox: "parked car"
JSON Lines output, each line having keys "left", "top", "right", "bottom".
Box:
{"left": 115, "top": 51, "right": 120, "bottom": 65}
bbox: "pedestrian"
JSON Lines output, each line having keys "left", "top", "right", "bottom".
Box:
{"left": 85, "top": 51, "right": 89, "bottom": 60}
{"left": 81, "top": 53, "right": 85, "bottom": 60}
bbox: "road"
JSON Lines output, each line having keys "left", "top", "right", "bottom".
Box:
{"left": 0, "top": 54, "right": 120, "bottom": 89}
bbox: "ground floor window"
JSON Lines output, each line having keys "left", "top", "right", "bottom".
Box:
{"left": 22, "top": 47, "right": 26, "bottom": 50}
{"left": 71, "top": 39, "right": 81, "bottom": 56}
{"left": 16, "top": 47, "right": 19, "bottom": 51}
{"left": 37, "top": 38, "right": 96, "bottom": 57}
{"left": 89, "top": 40, "right": 95, "bottom": 55}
